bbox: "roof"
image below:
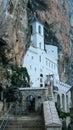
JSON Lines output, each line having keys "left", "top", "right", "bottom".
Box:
{"left": 0, "top": 38, "right": 7, "bottom": 46}
{"left": 70, "top": 86, "right": 73, "bottom": 90}
{"left": 66, "top": 86, "right": 73, "bottom": 93}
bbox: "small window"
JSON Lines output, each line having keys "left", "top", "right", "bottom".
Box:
{"left": 39, "top": 42, "right": 41, "bottom": 49}
{"left": 40, "top": 78, "right": 42, "bottom": 82}
{"left": 31, "top": 56, "right": 33, "bottom": 59}
{"left": 38, "top": 25, "right": 41, "bottom": 34}
{"left": 30, "top": 25, "right": 33, "bottom": 34}
{"left": 35, "top": 68, "right": 36, "bottom": 71}
{"left": 40, "top": 74, "right": 43, "bottom": 77}
{"left": 40, "top": 84, "right": 43, "bottom": 87}
{"left": 49, "top": 62, "right": 50, "bottom": 67}
{"left": 39, "top": 55, "right": 41, "bottom": 62}
{"left": 40, "top": 69, "right": 42, "bottom": 72}
{"left": 46, "top": 60, "right": 48, "bottom": 65}
{"left": 51, "top": 63, "right": 53, "bottom": 68}
{"left": 30, "top": 65, "right": 31, "bottom": 69}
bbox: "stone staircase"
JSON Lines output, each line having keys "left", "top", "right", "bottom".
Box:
{"left": 3, "top": 113, "right": 45, "bottom": 130}
{"left": 43, "top": 101, "right": 61, "bottom": 130}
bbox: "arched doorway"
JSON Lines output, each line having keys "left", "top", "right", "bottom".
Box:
{"left": 26, "top": 95, "right": 35, "bottom": 112}
{"left": 62, "top": 94, "right": 65, "bottom": 111}
{"left": 57, "top": 94, "right": 60, "bottom": 109}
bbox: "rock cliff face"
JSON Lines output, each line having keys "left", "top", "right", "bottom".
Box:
{"left": 0, "top": 0, "right": 30, "bottom": 66}
{"left": 0, "top": 0, "right": 30, "bottom": 85}
{"left": 66, "top": 0, "right": 73, "bottom": 85}
{"left": 0, "top": 0, "right": 72, "bottom": 86}
{"left": 28, "top": 0, "right": 71, "bottom": 82}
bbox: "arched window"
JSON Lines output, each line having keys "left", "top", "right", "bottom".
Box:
{"left": 40, "top": 84, "right": 43, "bottom": 87}
{"left": 57, "top": 94, "right": 60, "bottom": 109}
{"left": 40, "top": 74, "right": 43, "bottom": 77}
{"left": 39, "top": 42, "right": 41, "bottom": 49}
{"left": 62, "top": 94, "right": 65, "bottom": 111}
{"left": 38, "top": 25, "right": 41, "bottom": 34}
{"left": 40, "top": 74, "right": 43, "bottom": 87}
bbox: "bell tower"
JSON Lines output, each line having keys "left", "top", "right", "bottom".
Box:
{"left": 30, "top": 19, "right": 44, "bottom": 50}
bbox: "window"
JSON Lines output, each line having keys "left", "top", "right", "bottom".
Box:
{"left": 38, "top": 25, "right": 41, "bottom": 34}
{"left": 30, "top": 25, "right": 33, "bottom": 34}
{"left": 39, "top": 55, "right": 41, "bottom": 62}
{"left": 49, "top": 62, "right": 50, "bottom": 67}
{"left": 40, "top": 84, "right": 43, "bottom": 87}
{"left": 31, "top": 56, "right": 33, "bottom": 59}
{"left": 40, "top": 74, "right": 43, "bottom": 77}
{"left": 35, "top": 68, "right": 36, "bottom": 71}
{"left": 51, "top": 63, "right": 53, "bottom": 68}
{"left": 52, "top": 50, "right": 54, "bottom": 52}
{"left": 39, "top": 42, "right": 41, "bottom": 49}
{"left": 40, "top": 74, "right": 43, "bottom": 86}
{"left": 30, "top": 65, "right": 31, "bottom": 69}
{"left": 40, "top": 69, "right": 42, "bottom": 72}
{"left": 46, "top": 60, "right": 48, "bottom": 66}
{"left": 40, "top": 78, "right": 42, "bottom": 82}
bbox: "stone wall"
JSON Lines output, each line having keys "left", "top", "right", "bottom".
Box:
{"left": 19, "top": 87, "right": 48, "bottom": 112}
{"left": 43, "top": 101, "right": 62, "bottom": 130}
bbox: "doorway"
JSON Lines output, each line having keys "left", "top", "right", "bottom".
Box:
{"left": 26, "top": 95, "right": 35, "bottom": 112}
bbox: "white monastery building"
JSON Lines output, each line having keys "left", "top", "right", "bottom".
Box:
{"left": 23, "top": 19, "right": 71, "bottom": 112}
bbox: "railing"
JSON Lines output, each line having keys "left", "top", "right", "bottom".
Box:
{"left": 0, "top": 104, "right": 13, "bottom": 130}
{"left": 54, "top": 80, "right": 71, "bottom": 89}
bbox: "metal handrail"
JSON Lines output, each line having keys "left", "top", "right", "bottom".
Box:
{"left": 0, "top": 103, "right": 13, "bottom": 130}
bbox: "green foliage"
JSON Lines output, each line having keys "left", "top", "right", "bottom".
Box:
{"left": 59, "top": 112, "right": 70, "bottom": 119}
{"left": 4, "top": 86, "right": 22, "bottom": 103}
{"left": 11, "top": 66, "right": 30, "bottom": 87}
{"left": 55, "top": 102, "right": 70, "bottom": 119}
{"left": 0, "top": 46, "right": 8, "bottom": 65}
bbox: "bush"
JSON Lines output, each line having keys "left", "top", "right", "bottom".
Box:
{"left": 11, "top": 66, "right": 30, "bottom": 87}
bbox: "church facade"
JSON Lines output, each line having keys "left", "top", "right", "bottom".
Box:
{"left": 23, "top": 19, "right": 71, "bottom": 112}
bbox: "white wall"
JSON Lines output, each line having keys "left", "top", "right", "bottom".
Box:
{"left": 45, "top": 45, "right": 58, "bottom": 61}
{"left": 54, "top": 80, "right": 71, "bottom": 112}
{"left": 23, "top": 20, "right": 59, "bottom": 87}
{"left": 23, "top": 45, "right": 59, "bottom": 87}
{"left": 31, "top": 21, "right": 44, "bottom": 49}
{"left": 70, "top": 14, "right": 73, "bottom": 27}
{"left": 23, "top": 20, "right": 71, "bottom": 113}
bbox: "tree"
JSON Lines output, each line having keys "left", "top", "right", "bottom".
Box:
{"left": 4, "top": 86, "right": 22, "bottom": 103}
{"left": 11, "top": 66, "right": 30, "bottom": 87}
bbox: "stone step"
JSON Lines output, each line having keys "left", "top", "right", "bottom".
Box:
{"left": 5, "top": 127, "right": 45, "bottom": 130}
{"left": 2, "top": 115, "right": 45, "bottom": 130}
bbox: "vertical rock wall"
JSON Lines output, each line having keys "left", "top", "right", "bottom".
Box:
{"left": 66, "top": 0, "right": 73, "bottom": 85}
{"left": 0, "top": 0, "right": 30, "bottom": 85}
{"left": 28, "top": 0, "right": 71, "bottom": 82}
{"left": 0, "top": 0, "right": 72, "bottom": 85}
{"left": 0, "top": 0, "right": 29, "bottom": 66}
